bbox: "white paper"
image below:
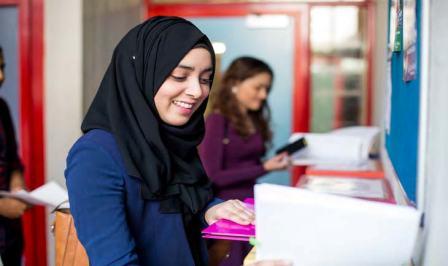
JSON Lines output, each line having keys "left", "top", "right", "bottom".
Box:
{"left": 330, "top": 126, "right": 380, "bottom": 157}
{"left": 255, "top": 184, "right": 421, "bottom": 266}
{"left": 289, "top": 127, "right": 380, "bottom": 166}
{"left": 302, "top": 176, "right": 385, "bottom": 199}
{"left": 289, "top": 133, "right": 365, "bottom": 165}
{"left": 0, "top": 181, "right": 68, "bottom": 208}
{"left": 310, "top": 160, "right": 377, "bottom": 172}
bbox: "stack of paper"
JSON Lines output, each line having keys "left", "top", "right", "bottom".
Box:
{"left": 297, "top": 175, "right": 394, "bottom": 203}
{"left": 254, "top": 184, "right": 421, "bottom": 266}
{"left": 305, "top": 160, "right": 385, "bottom": 178}
{"left": 331, "top": 126, "right": 381, "bottom": 157}
{"left": 0, "top": 181, "right": 68, "bottom": 209}
{"left": 202, "top": 198, "right": 255, "bottom": 241}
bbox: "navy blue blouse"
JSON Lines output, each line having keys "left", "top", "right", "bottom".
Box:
{"left": 65, "top": 129, "right": 221, "bottom": 265}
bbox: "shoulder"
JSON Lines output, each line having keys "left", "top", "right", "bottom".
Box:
{"left": 205, "top": 112, "right": 227, "bottom": 124}
{"left": 67, "top": 129, "right": 125, "bottom": 172}
{"left": 65, "top": 129, "right": 127, "bottom": 191}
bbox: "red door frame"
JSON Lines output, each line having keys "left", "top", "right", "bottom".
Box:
{"left": 146, "top": 1, "right": 311, "bottom": 133}
{"left": 0, "top": 1, "right": 46, "bottom": 266}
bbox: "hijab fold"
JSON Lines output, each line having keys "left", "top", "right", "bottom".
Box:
{"left": 82, "top": 16, "right": 214, "bottom": 218}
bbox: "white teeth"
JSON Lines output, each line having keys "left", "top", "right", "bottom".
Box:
{"left": 173, "top": 100, "right": 193, "bottom": 109}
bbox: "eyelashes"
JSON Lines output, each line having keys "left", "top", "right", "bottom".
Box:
{"left": 170, "top": 75, "right": 212, "bottom": 85}
{"left": 171, "top": 75, "right": 186, "bottom": 82}
{"left": 200, "top": 78, "right": 212, "bottom": 85}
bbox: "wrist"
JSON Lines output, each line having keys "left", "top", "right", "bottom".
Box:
{"left": 262, "top": 162, "right": 271, "bottom": 172}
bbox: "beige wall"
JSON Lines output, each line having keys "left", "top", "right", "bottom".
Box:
{"left": 83, "top": 0, "right": 142, "bottom": 114}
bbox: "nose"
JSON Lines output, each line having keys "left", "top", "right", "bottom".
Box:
{"left": 185, "top": 79, "right": 204, "bottom": 99}
{"left": 259, "top": 88, "right": 267, "bottom": 100}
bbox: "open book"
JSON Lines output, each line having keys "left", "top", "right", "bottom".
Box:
{"left": 0, "top": 181, "right": 69, "bottom": 209}
{"left": 290, "top": 126, "right": 380, "bottom": 166}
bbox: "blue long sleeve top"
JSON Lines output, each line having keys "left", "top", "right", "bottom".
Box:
{"left": 65, "top": 129, "right": 221, "bottom": 265}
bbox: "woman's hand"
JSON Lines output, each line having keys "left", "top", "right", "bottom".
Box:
{"left": 263, "top": 153, "right": 289, "bottom": 172}
{"left": 204, "top": 199, "right": 255, "bottom": 225}
{"left": 0, "top": 198, "right": 28, "bottom": 219}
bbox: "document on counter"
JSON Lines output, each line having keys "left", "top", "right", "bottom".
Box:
{"left": 289, "top": 133, "right": 366, "bottom": 165}
{"left": 300, "top": 176, "right": 386, "bottom": 199}
{"left": 289, "top": 126, "right": 381, "bottom": 166}
{"left": 254, "top": 184, "right": 421, "bottom": 266}
{"left": 0, "top": 181, "right": 68, "bottom": 208}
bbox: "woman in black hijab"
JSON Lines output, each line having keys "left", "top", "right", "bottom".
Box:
{"left": 65, "top": 16, "right": 255, "bottom": 265}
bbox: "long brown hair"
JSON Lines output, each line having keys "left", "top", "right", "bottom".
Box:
{"left": 211, "top": 56, "right": 273, "bottom": 145}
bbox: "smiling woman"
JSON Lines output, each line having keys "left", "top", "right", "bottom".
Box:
{"left": 155, "top": 45, "right": 213, "bottom": 126}
{"left": 64, "top": 16, "right": 256, "bottom": 266}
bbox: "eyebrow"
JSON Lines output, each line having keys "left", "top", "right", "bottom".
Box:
{"left": 177, "top": 64, "right": 213, "bottom": 73}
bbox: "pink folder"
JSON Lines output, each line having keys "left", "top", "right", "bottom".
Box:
{"left": 202, "top": 198, "right": 255, "bottom": 241}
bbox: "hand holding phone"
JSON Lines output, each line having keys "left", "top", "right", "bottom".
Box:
{"left": 275, "top": 137, "right": 307, "bottom": 155}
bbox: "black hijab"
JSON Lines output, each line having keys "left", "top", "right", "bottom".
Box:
{"left": 81, "top": 17, "right": 215, "bottom": 264}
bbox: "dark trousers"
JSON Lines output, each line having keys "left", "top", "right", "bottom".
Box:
{"left": 1, "top": 238, "right": 23, "bottom": 266}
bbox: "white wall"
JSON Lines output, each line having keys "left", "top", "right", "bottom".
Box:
{"left": 83, "top": 0, "right": 142, "bottom": 113}
{"left": 372, "top": 0, "right": 388, "bottom": 128}
{"left": 44, "top": 1, "right": 83, "bottom": 265}
{"left": 421, "top": 0, "right": 448, "bottom": 264}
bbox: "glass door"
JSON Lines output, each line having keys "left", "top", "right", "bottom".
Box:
{"left": 310, "top": 5, "right": 370, "bottom": 132}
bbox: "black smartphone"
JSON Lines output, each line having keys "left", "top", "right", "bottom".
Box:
{"left": 275, "top": 137, "right": 307, "bottom": 155}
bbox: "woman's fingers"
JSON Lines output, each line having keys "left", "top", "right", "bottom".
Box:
{"left": 204, "top": 199, "right": 256, "bottom": 225}
{"left": 230, "top": 200, "right": 254, "bottom": 217}
{"left": 227, "top": 200, "right": 254, "bottom": 224}
{"left": 218, "top": 200, "right": 255, "bottom": 225}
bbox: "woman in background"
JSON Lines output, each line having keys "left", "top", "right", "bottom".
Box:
{"left": 199, "top": 57, "right": 289, "bottom": 266}
{"left": 0, "top": 45, "right": 27, "bottom": 266}
{"left": 200, "top": 56, "right": 288, "bottom": 202}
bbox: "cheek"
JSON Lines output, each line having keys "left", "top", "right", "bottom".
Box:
{"left": 154, "top": 91, "right": 170, "bottom": 113}
{"left": 200, "top": 87, "right": 210, "bottom": 102}
{"left": 241, "top": 88, "right": 257, "bottom": 101}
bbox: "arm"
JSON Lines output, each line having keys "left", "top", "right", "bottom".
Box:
{"left": 0, "top": 100, "right": 27, "bottom": 218}
{"left": 199, "top": 114, "right": 267, "bottom": 188}
{"left": 0, "top": 99, "right": 24, "bottom": 178}
{"left": 65, "top": 142, "right": 139, "bottom": 265}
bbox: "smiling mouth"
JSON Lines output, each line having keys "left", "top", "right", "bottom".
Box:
{"left": 173, "top": 100, "right": 194, "bottom": 109}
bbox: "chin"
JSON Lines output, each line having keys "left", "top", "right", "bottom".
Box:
{"left": 163, "top": 116, "right": 190, "bottom": 126}
{"left": 249, "top": 106, "right": 261, "bottom": 111}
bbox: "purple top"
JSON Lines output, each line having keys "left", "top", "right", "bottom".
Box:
{"left": 199, "top": 113, "right": 267, "bottom": 200}
{"left": 0, "top": 98, "right": 24, "bottom": 253}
